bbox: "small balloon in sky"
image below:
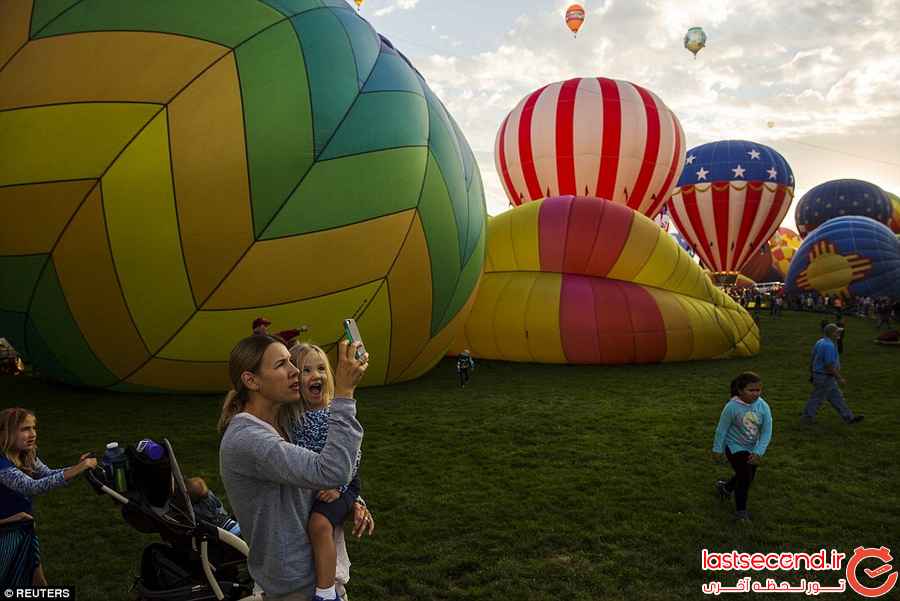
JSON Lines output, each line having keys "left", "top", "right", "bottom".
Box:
{"left": 354, "top": 0, "right": 363, "bottom": 9}
{"left": 767, "top": 121, "right": 775, "bottom": 128}
{"left": 565, "top": 4, "right": 585, "bottom": 37}
{"left": 684, "top": 26, "right": 707, "bottom": 58}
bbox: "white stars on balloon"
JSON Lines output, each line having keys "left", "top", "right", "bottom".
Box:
{"left": 686, "top": 154, "right": 696, "bottom": 165}
{"left": 767, "top": 167, "right": 778, "bottom": 180}
{"left": 732, "top": 164, "right": 746, "bottom": 178}
{"left": 696, "top": 167, "right": 709, "bottom": 180}
{"left": 748, "top": 149, "right": 761, "bottom": 160}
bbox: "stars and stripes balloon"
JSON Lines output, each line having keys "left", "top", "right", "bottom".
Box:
{"left": 786, "top": 217, "right": 900, "bottom": 299}
{"left": 495, "top": 77, "right": 685, "bottom": 219}
{"left": 794, "top": 179, "right": 891, "bottom": 238}
{"left": 0, "top": 1, "right": 485, "bottom": 392}
{"left": 668, "top": 140, "right": 794, "bottom": 274}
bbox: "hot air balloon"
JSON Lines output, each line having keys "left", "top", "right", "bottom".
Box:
{"left": 786, "top": 217, "right": 900, "bottom": 299}
{"left": 495, "top": 77, "right": 685, "bottom": 218}
{"left": 668, "top": 140, "right": 794, "bottom": 275}
{"left": 0, "top": 3, "right": 485, "bottom": 392}
{"left": 886, "top": 190, "right": 900, "bottom": 234}
{"left": 795, "top": 179, "right": 891, "bottom": 238}
{"left": 449, "top": 197, "right": 759, "bottom": 364}
{"left": 565, "top": 4, "right": 585, "bottom": 36}
{"left": 354, "top": 0, "right": 363, "bottom": 9}
{"left": 767, "top": 121, "right": 775, "bottom": 128}
{"left": 768, "top": 227, "right": 801, "bottom": 280}
{"left": 684, "top": 27, "right": 707, "bottom": 58}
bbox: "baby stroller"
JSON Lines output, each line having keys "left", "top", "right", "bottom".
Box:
{"left": 86, "top": 439, "right": 254, "bottom": 600}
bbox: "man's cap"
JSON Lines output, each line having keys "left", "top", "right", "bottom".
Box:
{"left": 824, "top": 323, "right": 843, "bottom": 336}
{"left": 252, "top": 317, "right": 272, "bottom": 329}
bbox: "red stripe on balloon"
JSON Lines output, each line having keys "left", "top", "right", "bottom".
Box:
{"left": 732, "top": 182, "right": 763, "bottom": 270}
{"left": 518, "top": 85, "right": 548, "bottom": 201}
{"left": 594, "top": 78, "right": 621, "bottom": 200}
{"left": 711, "top": 183, "right": 731, "bottom": 270}
{"left": 647, "top": 115, "right": 682, "bottom": 219}
{"left": 629, "top": 85, "right": 662, "bottom": 212}
{"left": 560, "top": 277, "right": 667, "bottom": 364}
{"left": 584, "top": 200, "right": 634, "bottom": 277}
{"left": 743, "top": 185, "right": 789, "bottom": 270}
{"left": 555, "top": 78, "right": 580, "bottom": 196}
{"left": 681, "top": 186, "right": 717, "bottom": 271}
{"left": 559, "top": 274, "right": 599, "bottom": 363}
{"left": 622, "top": 283, "right": 667, "bottom": 363}
{"left": 562, "top": 197, "right": 606, "bottom": 275}
{"left": 667, "top": 198, "right": 696, "bottom": 257}
{"left": 538, "top": 196, "right": 573, "bottom": 273}
{"left": 497, "top": 114, "right": 521, "bottom": 206}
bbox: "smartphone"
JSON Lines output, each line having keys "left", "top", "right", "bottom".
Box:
{"left": 343, "top": 319, "right": 367, "bottom": 361}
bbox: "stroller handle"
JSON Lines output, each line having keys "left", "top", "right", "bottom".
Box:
{"left": 85, "top": 467, "right": 129, "bottom": 505}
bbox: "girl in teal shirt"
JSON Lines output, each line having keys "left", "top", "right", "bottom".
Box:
{"left": 712, "top": 372, "right": 773, "bottom": 522}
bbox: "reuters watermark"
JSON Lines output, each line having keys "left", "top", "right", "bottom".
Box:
{"left": 701, "top": 546, "right": 897, "bottom": 597}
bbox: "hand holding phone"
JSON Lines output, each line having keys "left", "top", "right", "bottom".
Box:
{"left": 343, "top": 319, "right": 367, "bottom": 362}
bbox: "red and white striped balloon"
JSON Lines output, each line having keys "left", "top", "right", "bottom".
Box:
{"left": 495, "top": 77, "right": 686, "bottom": 218}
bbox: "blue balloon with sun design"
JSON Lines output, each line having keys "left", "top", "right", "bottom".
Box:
{"left": 786, "top": 216, "right": 900, "bottom": 299}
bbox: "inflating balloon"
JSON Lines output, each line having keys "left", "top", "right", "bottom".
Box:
{"left": 668, "top": 140, "right": 794, "bottom": 274}
{"left": 740, "top": 245, "right": 781, "bottom": 283}
{"left": 786, "top": 217, "right": 900, "bottom": 299}
{"left": 795, "top": 179, "right": 891, "bottom": 238}
{"left": 684, "top": 26, "right": 707, "bottom": 58}
{"left": 495, "top": 77, "right": 685, "bottom": 218}
{"left": 449, "top": 197, "right": 759, "bottom": 364}
{"left": 0, "top": 2, "right": 485, "bottom": 392}
{"left": 565, "top": 4, "right": 585, "bottom": 36}
{"left": 768, "top": 227, "right": 801, "bottom": 280}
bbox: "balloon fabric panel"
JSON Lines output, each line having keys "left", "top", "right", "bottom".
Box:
{"left": 0, "top": 181, "right": 94, "bottom": 254}
{"left": 168, "top": 54, "right": 254, "bottom": 304}
{"left": 795, "top": 179, "right": 891, "bottom": 238}
{"left": 53, "top": 187, "right": 150, "bottom": 379}
{"left": 235, "top": 20, "right": 314, "bottom": 237}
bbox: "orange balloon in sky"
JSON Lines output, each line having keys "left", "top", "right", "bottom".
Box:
{"left": 565, "top": 4, "right": 585, "bottom": 36}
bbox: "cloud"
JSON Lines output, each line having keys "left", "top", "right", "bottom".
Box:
{"left": 374, "top": 0, "right": 419, "bottom": 17}
{"left": 399, "top": 0, "right": 900, "bottom": 224}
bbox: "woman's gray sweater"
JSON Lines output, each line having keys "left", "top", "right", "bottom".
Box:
{"left": 219, "top": 398, "right": 362, "bottom": 597}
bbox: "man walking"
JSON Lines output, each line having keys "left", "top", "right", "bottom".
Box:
{"left": 802, "top": 323, "right": 863, "bottom": 425}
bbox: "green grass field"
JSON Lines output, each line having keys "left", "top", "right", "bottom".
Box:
{"left": 2, "top": 311, "right": 898, "bottom": 600}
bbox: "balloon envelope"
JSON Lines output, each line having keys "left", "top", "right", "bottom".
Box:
{"left": 450, "top": 196, "right": 759, "bottom": 364}
{"left": 684, "top": 27, "right": 707, "bottom": 57}
{"left": 565, "top": 4, "right": 585, "bottom": 34}
{"left": 795, "top": 179, "right": 891, "bottom": 238}
{"left": 0, "top": 3, "right": 485, "bottom": 392}
{"left": 768, "top": 227, "right": 801, "bottom": 280}
{"left": 495, "top": 77, "right": 685, "bottom": 218}
{"left": 668, "top": 140, "right": 794, "bottom": 274}
{"left": 786, "top": 216, "right": 900, "bottom": 299}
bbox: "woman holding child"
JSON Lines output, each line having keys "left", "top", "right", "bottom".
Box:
{"left": 219, "top": 334, "right": 372, "bottom": 601}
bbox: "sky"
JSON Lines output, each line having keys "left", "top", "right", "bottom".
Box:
{"left": 361, "top": 0, "right": 900, "bottom": 231}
